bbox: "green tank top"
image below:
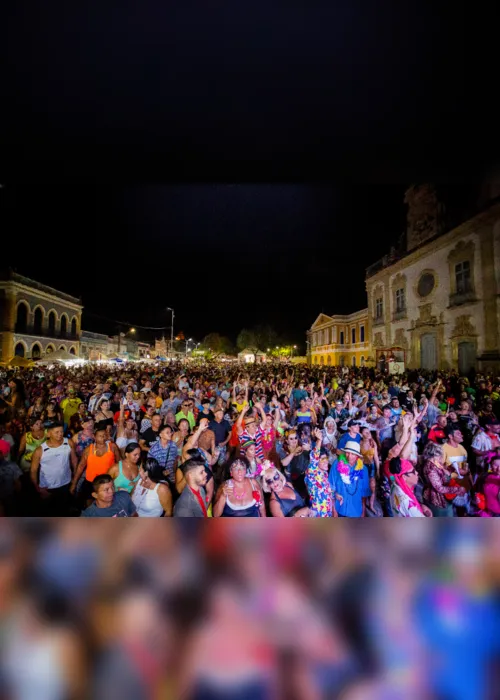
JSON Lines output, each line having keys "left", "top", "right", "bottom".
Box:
{"left": 114, "top": 460, "right": 140, "bottom": 494}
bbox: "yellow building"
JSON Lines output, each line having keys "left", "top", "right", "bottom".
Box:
{"left": 0, "top": 271, "right": 83, "bottom": 361}
{"left": 307, "top": 309, "right": 372, "bottom": 367}
{"left": 365, "top": 185, "right": 500, "bottom": 373}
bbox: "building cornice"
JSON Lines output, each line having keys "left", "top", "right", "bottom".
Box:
{"left": 0, "top": 280, "right": 83, "bottom": 312}
{"left": 366, "top": 202, "right": 500, "bottom": 284}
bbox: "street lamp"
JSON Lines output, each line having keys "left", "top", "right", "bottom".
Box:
{"left": 185, "top": 338, "right": 193, "bottom": 357}
{"left": 166, "top": 307, "right": 174, "bottom": 358}
{"left": 292, "top": 344, "right": 297, "bottom": 360}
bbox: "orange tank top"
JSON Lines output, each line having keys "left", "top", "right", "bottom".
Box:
{"left": 86, "top": 443, "right": 115, "bottom": 482}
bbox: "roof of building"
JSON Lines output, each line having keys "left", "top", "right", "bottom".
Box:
{"left": 0, "top": 269, "right": 82, "bottom": 306}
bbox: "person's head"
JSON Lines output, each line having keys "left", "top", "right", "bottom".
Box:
{"left": 151, "top": 414, "right": 162, "bottom": 431}
{"left": 286, "top": 431, "right": 299, "bottom": 451}
{"left": 361, "top": 426, "right": 372, "bottom": 440}
{"left": 391, "top": 398, "right": 400, "bottom": 409}
{"left": 486, "top": 418, "right": 500, "bottom": 435}
{"left": 460, "top": 400, "right": 470, "bottom": 412}
{"left": 242, "top": 439, "right": 256, "bottom": 460}
{"left": 389, "top": 458, "right": 419, "bottom": 490}
{"left": 437, "top": 415, "right": 447, "bottom": 429}
{"left": 489, "top": 456, "right": 500, "bottom": 475}
{"left": 201, "top": 398, "right": 210, "bottom": 411}
{"left": 265, "top": 412, "right": 273, "bottom": 427}
{"left": 324, "top": 417, "right": 335, "bottom": 433}
{"left": 182, "top": 457, "right": 207, "bottom": 489}
{"left": 139, "top": 457, "right": 164, "bottom": 486}
{"left": 159, "top": 424, "right": 174, "bottom": 442}
{"left": 423, "top": 440, "right": 445, "bottom": 465}
{"left": 181, "top": 400, "right": 190, "bottom": 413}
{"left": 47, "top": 421, "right": 64, "bottom": 442}
{"left": 446, "top": 427, "right": 463, "bottom": 444}
{"left": 94, "top": 426, "right": 107, "bottom": 445}
{"left": 229, "top": 458, "right": 248, "bottom": 483}
{"left": 347, "top": 419, "right": 360, "bottom": 434}
{"left": 146, "top": 404, "right": 156, "bottom": 416}
{"left": 244, "top": 414, "right": 257, "bottom": 436}
{"left": 97, "top": 398, "right": 109, "bottom": 413}
{"left": 449, "top": 411, "right": 458, "bottom": 422}
{"left": 318, "top": 450, "right": 329, "bottom": 472}
{"left": 178, "top": 418, "right": 190, "bottom": 434}
{"left": 126, "top": 390, "right": 134, "bottom": 402}
{"left": 29, "top": 416, "right": 44, "bottom": 433}
{"left": 124, "top": 442, "right": 141, "bottom": 464}
{"left": 214, "top": 407, "right": 224, "bottom": 421}
{"left": 342, "top": 440, "right": 361, "bottom": 466}
{"left": 262, "top": 463, "right": 287, "bottom": 493}
{"left": 92, "top": 474, "right": 115, "bottom": 505}
{"left": 382, "top": 405, "right": 392, "bottom": 419}
{"left": 299, "top": 398, "right": 306, "bottom": 410}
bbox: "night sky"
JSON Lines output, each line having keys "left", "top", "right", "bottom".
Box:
{"left": 3, "top": 2, "right": 496, "bottom": 349}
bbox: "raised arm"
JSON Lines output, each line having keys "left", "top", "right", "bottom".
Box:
{"left": 236, "top": 404, "right": 250, "bottom": 435}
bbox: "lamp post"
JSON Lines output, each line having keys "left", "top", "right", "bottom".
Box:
{"left": 117, "top": 327, "right": 135, "bottom": 357}
{"left": 166, "top": 307, "right": 174, "bottom": 358}
{"left": 292, "top": 345, "right": 297, "bottom": 360}
{"left": 185, "top": 337, "right": 193, "bottom": 357}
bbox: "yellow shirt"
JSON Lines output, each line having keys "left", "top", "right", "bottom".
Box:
{"left": 232, "top": 400, "right": 249, "bottom": 414}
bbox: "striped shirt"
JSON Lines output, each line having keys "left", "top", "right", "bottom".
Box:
{"left": 239, "top": 426, "right": 265, "bottom": 460}
{"left": 149, "top": 440, "right": 179, "bottom": 481}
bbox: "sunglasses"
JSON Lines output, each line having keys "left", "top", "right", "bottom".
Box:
{"left": 405, "top": 469, "right": 417, "bottom": 476}
{"left": 265, "top": 473, "right": 281, "bottom": 486}
{"left": 288, "top": 436, "right": 298, "bottom": 441}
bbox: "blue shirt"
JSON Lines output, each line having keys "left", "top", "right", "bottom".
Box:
{"left": 149, "top": 440, "right": 179, "bottom": 481}
{"left": 81, "top": 491, "right": 136, "bottom": 517}
{"left": 337, "top": 432, "right": 361, "bottom": 450}
{"left": 329, "top": 459, "right": 367, "bottom": 517}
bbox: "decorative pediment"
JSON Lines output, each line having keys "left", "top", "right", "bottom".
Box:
{"left": 451, "top": 314, "right": 477, "bottom": 338}
{"left": 393, "top": 328, "right": 409, "bottom": 349}
{"left": 373, "top": 332, "right": 384, "bottom": 348}
{"left": 414, "top": 303, "right": 438, "bottom": 327}
{"left": 310, "top": 313, "right": 334, "bottom": 329}
{"left": 447, "top": 238, "right": 475, "bottom": 263}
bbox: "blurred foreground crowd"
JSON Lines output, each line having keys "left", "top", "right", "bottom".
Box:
{"left": 1, "top": 361, "right": 500, "bottom": 517}
{"left": 0, "top": 519, "right": 499, "bottom": 700}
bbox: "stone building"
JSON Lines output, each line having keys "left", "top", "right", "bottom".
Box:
{"left": 80, "top": 330, "right": 108, "bottom": 361}
{"left": 0, "top": 271, "right": 83, "bottom": 361}
{"left": 308, "top": 309, "right": 372, "bottom": 367}
{"left": 365, "top": 185, "right": 500, "bottom": 373}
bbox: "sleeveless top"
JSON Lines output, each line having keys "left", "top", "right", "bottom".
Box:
{"left": 75, "top": 432, "right": 94, "bottom": 459}
{"left": 24, "top": 430, "right": 47, "bottom": 462}
{"left": 296, "top": 410, "right": 312, "bottom": 424}
{"left": 132, "top": 482, "right": 164, "bottom": 517}
{"left": 222, "top": 479, "right": 261, "bottom": 518}
{"left": 361, "top": 441, "right": 375, "bottom": 465}
{"left": 114, "top": 460, "right": 140, "bottom": 494}
{"left": 39, "top": 439, "right": 72, "bottom": 489}
{"left": 273, "top": 485, "right": 306, "bottom": 517}
{"left": 86, "top": 442, "right": 115, "bottom": 482}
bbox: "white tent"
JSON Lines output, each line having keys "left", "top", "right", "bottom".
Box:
{"left": 35, "top": 349, "right": 79, "bottom": 364}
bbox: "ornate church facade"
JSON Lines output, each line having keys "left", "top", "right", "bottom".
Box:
{"left": 308, "top": 184, "right": 500, "bottom": 373}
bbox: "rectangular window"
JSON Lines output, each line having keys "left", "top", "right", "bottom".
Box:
{"left": 395, "top": 288, "right": 405, "bottom": 313}
{"left": 375, "top": 298, "right": 383, "bottom": 319}
{"left": 340, "top": 331, "right": 344, "bottom": 345}
{"left": 360, "top": 325, "right": 365, "bottom": 343}
{"left": 351, "top": 328, "right": 356, "bottom": 344}
{"left": 455, "top": 261, "right": 471, "bottom": 294}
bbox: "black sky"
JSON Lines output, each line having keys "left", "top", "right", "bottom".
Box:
{"left": 2, "top": 1, "right": 497, "bottom": 347}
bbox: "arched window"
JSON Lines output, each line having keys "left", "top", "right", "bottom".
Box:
{"left": 31, "top": 343, "right": 42, "bottom": 359}
{"left": 69, "top": 346, "right": 76, "bottom": 355}
{"left": 71, "top": 317, "right": 77, "bottom": 337}
{"left": 33, "top": 307, "right": 43, "bottom": 335}
{"left": 59, "top": 345, "right": 67, "bottom": 351}
{"left": 360, "top": 356, "right": 365, "bottom": 366}
{"left": 46, "top": 345, "right": 54, "bottom": 354}
{"left": 60, "top": 315, "right": 67, "bottom": 337}
{"left": 340, "top": 356, "right": 345, "bottom": 367}
{"left": 327, "top": 355, "right": 332, "bottom": 365}
{"left": 14, "top": 342, "right": 25, "bottom": 357}
{"left": 314, "top": 356, "right": 318, "bottom": 365}
{"left": 48, "top": 311, "right": 56, "bottom": 336}
{"left": 15, "top": 302, "right": 29, "bottom": 333}
{"left": 320, "top": 356, "right": 324, "bottom": 365}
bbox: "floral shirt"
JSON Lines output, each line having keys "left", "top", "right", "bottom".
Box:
{"left": 423, "top": 460, "right": 460, "bottom": 509}
{"left": 390, "top": 483, "right": 425, "bottom": 517}
{"left": 305, "top": 447, "right": 333, "bottom": 517}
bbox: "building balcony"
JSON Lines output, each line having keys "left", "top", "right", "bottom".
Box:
{"left": 448, "top": 291, "right": 478, "bottom": 308}
{"left": 372, "top": 317, "right": 385, "bottom": 327}
{"left": 392, "top": 309, "right": 407, "bottom": 322}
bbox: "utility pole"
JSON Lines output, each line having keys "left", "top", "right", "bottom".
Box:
{"left": 167, "top": 307, "right": 174, "bottom": 358}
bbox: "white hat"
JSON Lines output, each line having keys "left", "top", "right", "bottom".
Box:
{"left": 342, "top": 440, "right": 362, "bottom": 457}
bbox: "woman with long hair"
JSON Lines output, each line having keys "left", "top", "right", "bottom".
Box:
{"left": 423, "top": 440, "right": 466, "bottom": 517}
{"left": 131, "top": 456, "right": 173, "bottom": 517}
{"left": 18, "top": 416, "right": 47, "bottom": 474}
{"left": 262, "top": 461, "right": 309, "bottom": 517}
{"left": 108, "top": 442, "right": 141, "bottom": 494}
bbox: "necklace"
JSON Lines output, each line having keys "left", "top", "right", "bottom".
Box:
{"left": 233, "top": 484, "right": 246, "bottom": 500}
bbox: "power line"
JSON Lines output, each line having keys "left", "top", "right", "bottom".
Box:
{"left": 83, "top": 309, "right": 169, "bottom": 331}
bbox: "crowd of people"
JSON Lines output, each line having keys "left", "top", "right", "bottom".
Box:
{"left": 1, "top": 360, "right": 500, "bottom": 518}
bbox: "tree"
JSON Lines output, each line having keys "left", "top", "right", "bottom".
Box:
{"left": 200, "top": 333, "right": 235, "bottom": 358}
{"left": 236, "top": 328, "right": 259, "bottom": 351}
